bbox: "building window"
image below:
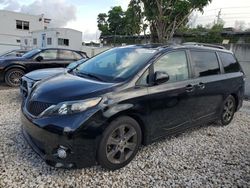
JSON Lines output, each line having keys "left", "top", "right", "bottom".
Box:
{"left": 58, "top": 38, "right": 69, "bottom": 46}
{"left": 47, "top": 38, "right": 52, "bottom": 45}
{"left": 16, "top": 20, "right": 29, "bottom": 30}
{"left": 16, "top": 20, "right": 22, "bottom": 29}
{"left": 33, "top": 38, "right": 37, "bottom": 45}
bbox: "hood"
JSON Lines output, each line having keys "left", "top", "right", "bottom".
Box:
{"left": 30, "top": 73, "right": 117, "bottom": 104}
{"left": 0, "top": 56, "right": 25, "bottom": 61}
{"left": 25, "top": 68, "right": 66, "bottom": 81}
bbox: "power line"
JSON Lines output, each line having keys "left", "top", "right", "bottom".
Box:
{"left": 203, "top": 6, "right": 250, "bottom": 12}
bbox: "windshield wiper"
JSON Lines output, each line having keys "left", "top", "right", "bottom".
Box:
{"left": 76, "top": 71, "right": 104, "bottom": 82}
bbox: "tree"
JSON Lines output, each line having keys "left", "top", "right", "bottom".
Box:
{"left": 107, "top": 6, "right": 126, "bottom": 35}
{"left": 124, "top": 0, "right": 143, "bottom": 35}
{"left": 140, "top": 0, "right": 212, "bottom": 43}
{"left": 97, "top": 13, "right": 110, "bottom": 36}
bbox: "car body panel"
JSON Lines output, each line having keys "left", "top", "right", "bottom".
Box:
{"left": 21, "top": 44, "right": 245, "bottom": 168}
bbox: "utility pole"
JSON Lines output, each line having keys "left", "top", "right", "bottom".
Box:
{"left": 216, "top": 9, "right": 222, "bottom": 24}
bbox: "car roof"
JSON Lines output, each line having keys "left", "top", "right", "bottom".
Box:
{"left": 118, "top": 44, "right": 233, "bottom": 54}
{"left": 39, "top": 48, "right": 81, "bottom": 52}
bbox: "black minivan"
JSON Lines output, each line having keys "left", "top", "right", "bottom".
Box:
{"left": 21, "top": 44, "right": 245, "bottom": 170}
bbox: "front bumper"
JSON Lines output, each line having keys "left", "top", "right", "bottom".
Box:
{"left": 21, "top": 110, "right": 101, "bottom": 168}
{"left": 0, "top": 68, "right": 4, "bottom": 82}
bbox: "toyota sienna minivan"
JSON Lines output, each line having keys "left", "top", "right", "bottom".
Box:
{"left": 21, "top": 44, "right": 245, "bottom": 170}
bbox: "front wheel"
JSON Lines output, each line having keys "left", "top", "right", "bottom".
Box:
{"left": 217, "top": 95, "right": 236, "bottom": 126}
{"left": 4, "top": 68, "right": 25, "bottom": 87}
{"left": 97, "top": 116, "right": 142, "bottom": 170}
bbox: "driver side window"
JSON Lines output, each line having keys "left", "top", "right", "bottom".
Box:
{"left": 35, "top": 50, "right": 58, "bottom": 60}
{"left": 154, "top": 51, "right": 189, "bottom": 83}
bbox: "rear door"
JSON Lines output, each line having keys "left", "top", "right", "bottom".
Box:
{"left": 58, "top": 50, "right": 79, "bottom": 67}
{"left": 188, "top": 50, "right": 225, "bottom": 123}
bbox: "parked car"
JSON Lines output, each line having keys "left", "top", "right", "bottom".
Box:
{"left": 20, "top": 58, "right": 87, "bottom": 97}
{"left": 21, "top": 44, "right": 245, "bottom": 170}
{"left": 0, "top": 48, "right": 88, "bottom": 86}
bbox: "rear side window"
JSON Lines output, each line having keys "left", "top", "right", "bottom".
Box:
{"left": 218, "top": 52, "right": 241, "bottom": 73}
{"left": 73, "top": 52, "right": 83, "bottom": 60}
{"left": 190, "top": 51, "right": 220, "bottom": 77}
{"left": 58, "top": 50, "right": 74, "bottom": 60}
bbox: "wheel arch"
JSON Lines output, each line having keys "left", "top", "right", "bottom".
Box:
{"left": 105, "top": 110, "right": 149, "bottom": 145}
{"left": 4, "top": 64, "right": 27, "bottom": 76}
{"left": 230, "top": 93, "right": 239, "bottom": 111}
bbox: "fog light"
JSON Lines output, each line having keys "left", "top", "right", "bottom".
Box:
{"left": 57, "top": 148, "right": 67, "bottom": 159}
{"left": 55, "top": 162, "right": 64, "bottom": 168}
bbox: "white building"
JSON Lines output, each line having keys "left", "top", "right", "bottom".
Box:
{"left": 21, "top": 28, "right": 83, "bottom": 51}
{"left": 0, "top": 10, "right": 51, "bottom": 53}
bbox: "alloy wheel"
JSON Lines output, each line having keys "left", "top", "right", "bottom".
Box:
{"left": 222, "top": 98, "right": 235, "bottom": 123}
{"left": 106, "top": 124, "right": 137, "bottom": 164}
{"left": 8, "top": 70, "right": 23, "bottom": 86}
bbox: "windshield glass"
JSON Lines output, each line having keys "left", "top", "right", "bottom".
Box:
{"left": 74, "top": 47, "right": 156, "bottom": 82}
{"left": 67, "top": 59, "right": 86, "bottom": 69}
{"left": 22, "top": 49, "right": 41, "bottom": 58}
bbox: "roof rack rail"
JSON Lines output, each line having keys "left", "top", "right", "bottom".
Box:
{"left": 182, "top": 42, "right": 226, "bottom": 49}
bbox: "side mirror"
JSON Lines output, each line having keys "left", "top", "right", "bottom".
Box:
{"left": 154, "top": 71, "right": 169, "bottom": 85}
{"left": 35, "top": 56, "right": 43, "bottom": 62}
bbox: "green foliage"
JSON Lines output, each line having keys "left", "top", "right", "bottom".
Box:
{"left": 97, "top": 13, "right": 110, "bottom": 36}
{"left": 140, "top": 0, "right": 212, "bottom": 43}
{"left": 108, "top": 6, "right": 125, "bottom": 35}
{"left": 124, "top": 0, "right": 142, "bottom": 35}
{"left": 97, "top": 3, "right": 143, "bottom": 38}
{"left": 180, "top": 24, "right": 224, "bottom": 43}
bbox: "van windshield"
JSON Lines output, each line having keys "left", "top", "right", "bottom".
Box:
{"left": 73, "top": 47, "right": 156, "bottom": 82}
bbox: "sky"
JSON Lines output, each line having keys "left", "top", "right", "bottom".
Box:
{"left": 0, "top": 0, "right": 250, "bottom": 42}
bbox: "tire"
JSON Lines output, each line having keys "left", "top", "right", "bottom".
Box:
{"left": 4, "top": 68, "right": 25, "bottom": 87}
{"left": 217, "top": 95, "right": 236, "bottom": 126}
{"left": 97, "top": 116, "right": 142, "bottom": 170}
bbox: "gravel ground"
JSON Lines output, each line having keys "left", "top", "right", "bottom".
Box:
{"left": 0, "top": 89, "right": 249, "bottom": 187}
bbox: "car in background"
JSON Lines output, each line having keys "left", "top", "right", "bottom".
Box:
{"left": 0, "top": 49, "right": 28, "bottom": 58}
{"left": 0, "top": 48, "right": 88, "bottom": 87}
{"left": 21, "top": 44, "right": 244, "bottom": 170}
{"left": 20, "top": 58, "right": 87, "bottom": 97}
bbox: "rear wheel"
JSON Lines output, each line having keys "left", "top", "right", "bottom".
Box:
{"left": 217, "top": 95, "right": 236, "bottom": 126}
{"left": 4, "top": 68, "right": 24, "bottom": 87}
{"left": 97, "top": 116, "right": 142, "bottom": 170}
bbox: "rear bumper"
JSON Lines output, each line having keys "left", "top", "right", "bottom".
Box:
{"left": 21, "top": 111, "right": 98, "bottom": 168}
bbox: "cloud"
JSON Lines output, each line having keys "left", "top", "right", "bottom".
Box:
{"left": 0, "top": 0, "right": 77, "bottom": 27}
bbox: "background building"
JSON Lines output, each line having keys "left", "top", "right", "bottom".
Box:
{"left": 21, "top": 28, "right": 82, "bottom": 51}
{"left": 0, "top": 10, "right": 51, "bottom": 53}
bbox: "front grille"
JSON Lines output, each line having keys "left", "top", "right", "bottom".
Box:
{"left": 20, "top": 79, "right": 28, "bottom": 97}
{"left": 27, "top": 101, "right": 53, "bottom": 116}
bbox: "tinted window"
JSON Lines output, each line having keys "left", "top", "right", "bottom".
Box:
{"left": 191, "top": 51, "right": 220, "bottom": 77}
{"left": 73, "top": 52, "right": 83, "bottom": 60}
{"left": 154, "top": 51, "right": 189, "bottom": 83}
{"left": 36, "top": 50, "right": 57, "bottom": 60}
{"left": 218, "top": 52, "right": 240, "bottom": 73}
{"left": 58, "top": 50, "right": 74, "bottom": 60}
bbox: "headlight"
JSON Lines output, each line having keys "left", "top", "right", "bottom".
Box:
{"left": 39, "top": 97, "right": 102, "bottom": 117}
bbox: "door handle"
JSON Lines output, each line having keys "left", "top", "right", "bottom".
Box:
{"left": 186, "top": 84, "right": 195, "bottom": 92}
{"left": 197, "top": 82, "right": 205, "bottom": 90}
